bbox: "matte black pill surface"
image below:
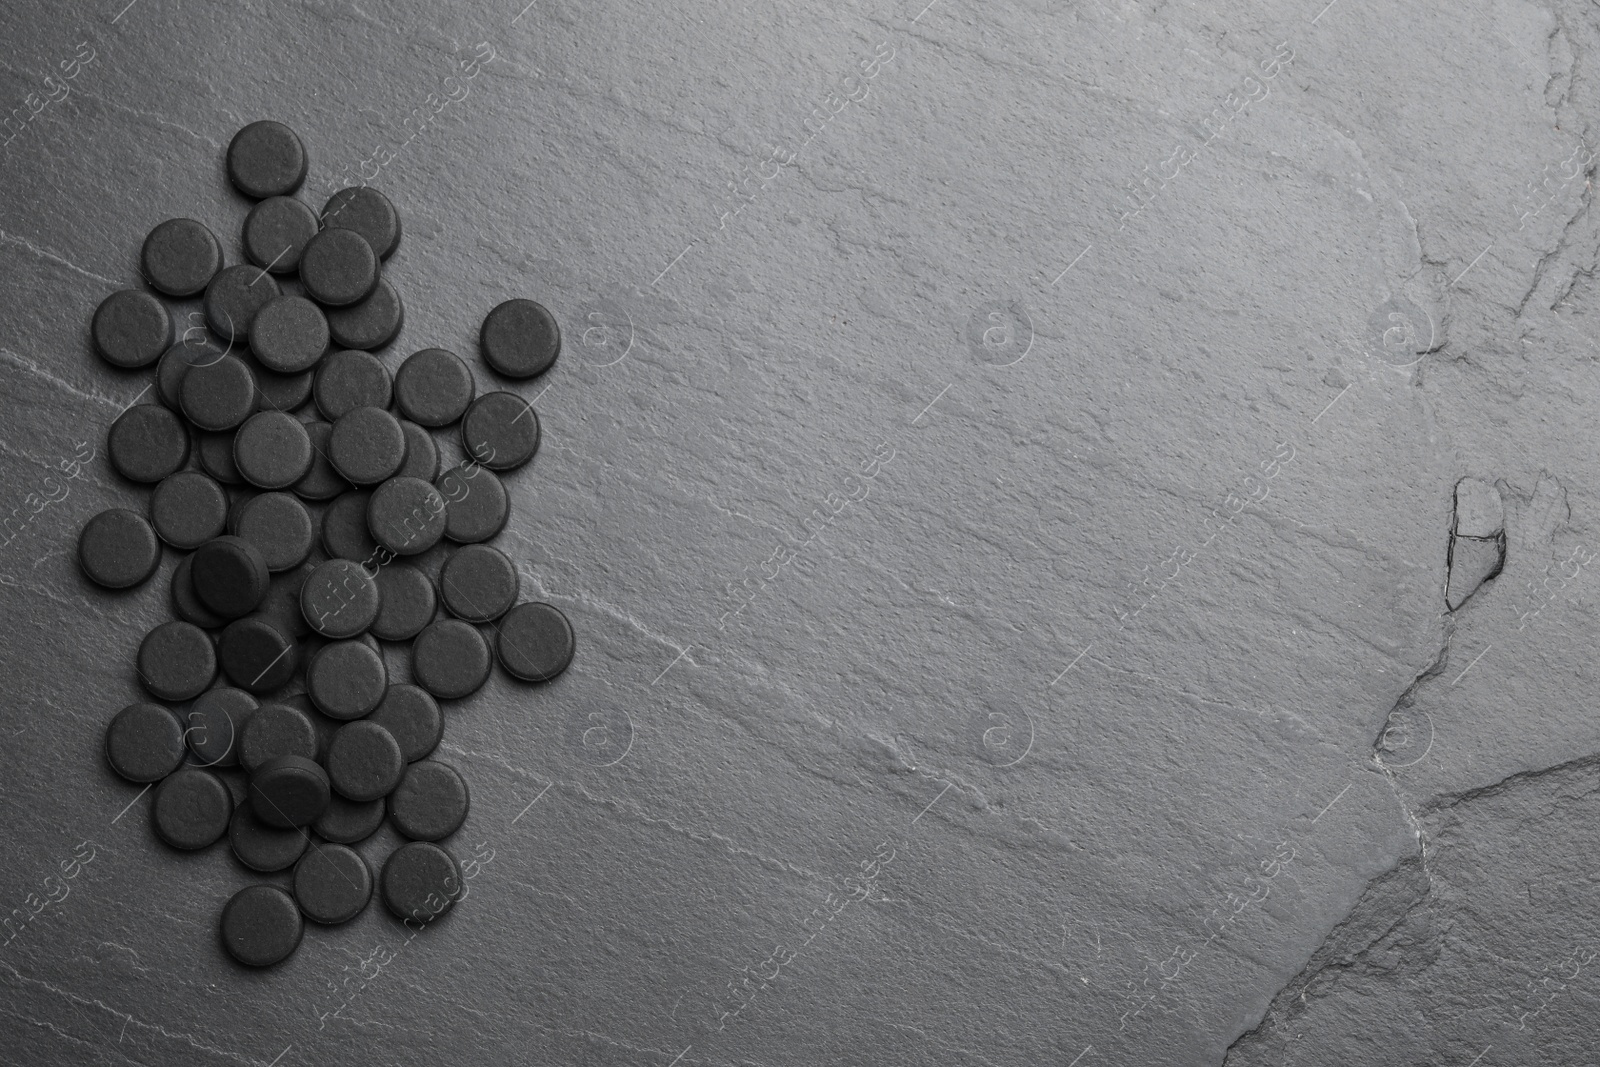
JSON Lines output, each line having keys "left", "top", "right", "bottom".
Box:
{"left": 480, "top": 299, "right": 560, "bottom": 379}
{"left": 320, "top": 489, "right": 379, "bottom": 562}
{"left": 197, "top": 431, "right": 244, "bottom": 485}
{"left": 219, "top": 614, "right": 299, "bottom": 693}
{"left": 108, "top": 403, "right": 189, "bottom": 483}
{"left": 220, "top": 884, "right": 303, "bottom": 967}
{"left": 307, "top": 640, "right": 387, "bottom": 719}
{"left": 395, "top": 348, "right": 474, "bottom": 427}
{"left": 233, "top": 411, "right": 314, "bottom": 490}
{"left": 204, "top": 265, "right": 281, "bottom": 344}
{"left": 250, "top": 359, "right": 314, "bottom": 413}
{"left": 497, "top": 602, "right": 576, "bottom": 682}
{"left": 367, "top": 476, "right": 446, "bottom": 556}
{"left": 293, "top": 421, "right": 346, "bottom": 501}
{"left": 79, "top": 508, "right": 161, "bottom": 589}
{"left": 300, "top": 228, "right": 378, "bottom": 307}
{"left": 322, "top": 186, "right": 401, "bottom": 259}
{"left": 313, "top": 794, "right": 385, "bottom": 844}
{"left": 151, "top": 471, "right": 228, "bottom": 549}
{"left": 141, "top": 218, "right": 222, "bottom": 297}
{"left": 327, "top": 276, "right": 403, "bottom": 350}
{"left": 329, "top": 406, "right": 405, "bottom": 486}
{"left": 371, "top": 563, "right": 436, "bottom": 641}
{"left": 398, "top": 420, "right": 439, "bottom": 482}
{"left": 186, "top": 687, "right": 258, "bottom": 768}
{"left": 327, "top": 720, "right": 404, "bottom": 802}
{"left": 411, "top": 620, "right": 491, "bottom": 700}
{"left": 157, "top": 339, "right": 226, "bottom": 410}
{"left": 192, "top": 535, "right": 270, "bottom": 619}
{"left": 153, "top": 768, "right": 233, "bottom": 849}
{"left": 436, "top": 465, "right": 508, "bottom": 544}
{"left": 93, "top": 289, "right": 172, "bottom": 369}
{"left": 137, "top": 620, "right": 216, "bottom": 701}
{"left": 234, "top": 492, "right": 316, "bottom": 572}
{"left": 250, "top": 295, "right": 328, "bottom": 374}
{"left": 294, "top": 843, "right": 373, "bottom": 924}
{"left": 369, "top": 684, "right": 442, "bottom": 762}
{"left": 314, "top": 349, "right": 392, "bottom": 419}
{"left": 238, "top": 702, "right": 318, "bottom": 773}
{"left": 171, "top": 554, "right": 225, "bottom": 628}
{"left": 251, "top": 754, "right": 330, "bottom": 828}
{"left": 388, "top": 760, "right": 469, "bottom": 841}
{"left": 381, "top": 841, "right": 460, "bottom": 923}
{"left": 300, "top": 558, "right": 380, "bottom": 639}
{"left": 461, "top": 391, "right": 539, "bottom": 471}
{"left": 255, "top": 562, "right": 315, "bottom": 640}
{"left": 227, "top": 121, "right": 307, "bottom": 199}
{"left": 229, "top": 803, "right": 308, "bottom": 872}
{"left": 182, "top": 353, "right": 258, "bottom": 431}
{"left": 243, "top": 196, "right": 319, "bottom": 273}
{"left": 105, "top": 702, "right": 186, "bottom": 782}
{"left": 440, "top": 544, "right": 518, "bottom": 623}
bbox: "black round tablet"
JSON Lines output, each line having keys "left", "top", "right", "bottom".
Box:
{"left": 294, "top": 843, "right": 373, "bottom": 924}
{"left": 388, "top": 760, "right": 469, "bottom": 841}
{"left": 181, "top": 353, "right": 258, "bottom": 431}
{"left": 108, "top": 403, "right": 189, "bottom": 483}
{"left": 326, "top": 720, "right": 404, "bottom": 802}
{"left": 327, "top": 277, "right": 403, "bottom": 350}
{"left": 238, "top": 702, "right": 317, "bottom": 773}
{"left": 301, "top": 558, "right": 380, "bottom": 639}
{"left": 172, "top": 555, "right": 224, "bottom": 629}
{"left": 151, "top": 471, "right": 228, "bottom": 549}
{"left": 251, "top": 754, "right": 330, "bottom": 828}
{"left": 307, "top": 640, "right": 387, "bottom": 719}
{"left": 192, "top": 535, "right": 270, "bottom": 619}
{"left": 250, "top": 295, "right": 328, "bottom": 374}
{"left": 300, "top": 228, "right": 378, "bottom": 307}
{"left": 220, "top": 884, "right": 303, "bottom": 967}
{"left": 157, "top": 339, "right": 227, "bottom": 410}
{"left": 436, "top": 465, "right": 509, "bottom": 544}
{"left": 232, "top": 411, "right": 314, "bottom": 491}
{"left": 218, "top": 614, "right": 299, "bottom": 693}
{"left": 93, "top": 289, "right": 172, "bottom": 369}
{"left": 461, "top": 391, "right": 540, "bottom": 471}
{"left": 497, "top": 602, "right": 576, "bottom": 682}
{"left": 394, "top": 348, "right": 474, "bottom": 427}
{"left": 369, "top": 685, "right": 442, "bottom": 762}
{"left": 204, "top": 265, "right": 281, "bottom": 344}
{"left": 320, "top": 490, "right": 379, "bottom": 562}
{"left": 440, "top": 545, "right": 518, "bottom": 624}
{"left": 381, "top": 841, "right": 461, "bottom": 923}
{"left": 234, "top": 492, "right": 315, "bottom": 572}
{"left": 314, "top": 349, "right": 392, "bottom": 419}
{"left": 137, "top": 620, "right": 216, "bottom": 701}
{"left": 105, "top": 702, "right": 186, "bottom": 782}
{"left": 141, "top": 218, "right": 223, "bottom": 297}
{"left": 329, "top": 406, "right": 405, "bottom": 486}
{"left": 293, "top": 421, "right": 346, "bottom": 501}
{"left": 250, "top": 359, "right": 315, "bottom": 413}
{"left": 153, "top": 768, "right": 233, "bottom": 849}
{"left": 322, "top": 186, "right": 401, "bottom": 259}
{"left": 313, "top": 794, "right": 385, "bottom": 844}
{"left": 371, "top": 563, "right": 435, "bottom": 641}
{"left": 411, "top": 620, "right": 491, "bottom": 701}
{"left": 230, "top": 803, "right": 308, "bottom": 872}
{"left": 480, "top": 299, "right": 560, "bottom": 379}
{"left": 243, "top": 196, "right": 319, "bottom": 273}
{"left": 79, "top": 508, "right": 161, "bottom": 589}
{"left": 186, "top": 687, "right": 257, "bottom": 768}
{"left": 197, "top": 431, "right": 244, "bottom": 485}
{"left": 367, "top": 476, "right": 446, "bottom": 556}
{"left": 397, "top": 420, "right": 439, "bottom": 482}
{"left": 227, "top": 121, "right": 307, "bottom": 199}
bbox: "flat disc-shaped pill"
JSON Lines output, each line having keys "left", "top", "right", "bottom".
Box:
{"left": 220, "top": 884, "right": 303, "bottom": 967}
{"left": 141, "top": 218, "right": 222, "bottom": 297}
{"left": 79, "top": 508, "right": 161, "bottom": 589}
{"left": 186, "top": 687, "right": 258, "bottom": 768}
{"left": 251, "top": 754, "right": 330, "bottom": 828}
{"left": 227, "top": 121, "right": 307, "bottom": 199}
{"left": 249, "top": 295, "right": 328, "bottom": 374}
{"left": 367, "top": 476, "right": 446, "bottom": 555}
{"left": 497, "top": 602, "right": 576, "bottom": 682}
{"left": 395, "top": 348, "right": 474, "bottom": 427}
{"left": 232, "top": 411, "right": 314, "bottom": 490}
{"left": 322, "top": 186, "right": 401, "bottom": 258}
{"left": 151, "top": 470, "right": 228, "bottom": 549}
{"left": 330, "top": 406, "right": 405, "bottom": 485}
{"left": 440, "top": 545, "right": 518, "bottom": 623}
{"left": 153, "top": 768, "right": 233, "bottom": 849}
{"left": 307, "top": 640, "right": 387, "bottom": 719}
{"left": 204, "top": 265, "right": 281, "bottom": 344}
{"left": 327, "top": 720, "right": 404, "bottom": 801}
{"left": 182, "top": 354, "right": 258, "bottom": 431}
{"left": 172, "top": 554, "right": 225, "bottom": 628}
{"left": 243, "top": 196, "right": 319, "bottom": 273}
{"left": 397, "top": 421, "right": 439, "bottom": 482}
{"left": 314, "top": 349, "right": 392, "bottom": 419}
{"left": 436, "top": 465, "right": 508, "bottom": 543}
{"left": 238, "top": 702, "right": 317, "bottom": 773}
{"left": 461, "top": 391, "right": 539, "bottom": 471}
{"left": 137, "top": 620, "right": 216, "bottom": 701}
{"left": 327, "top": 277, "right": 403, "bottom": 350}
{"left": 480, "top": 299, "right": 560, "bottom": 379}
{"left": 293, "top": 422, "right": 346, "bottom": 501}
{"left": 388, "top": 760, "right": 469, "bottom": 841}
{"left": 313, "top": 794, "right": 385, "bottom": 844}
{"left": 192, "top": 535, "right": 270, "bottom": 619}
{"left": 108, "top": 403, "right": 190, "bottom": 482}
{"left": 219, "top": 615, "right": 299, "bottom": 693}
{"left": 234, "top": 492, "right": 315, "bottom": 572}
{"left": 105, "top": 702, "right": 186, "bottom": 782}
{"left": 294, "top": 843, "right": 373, "bottom": 924}
{"left": 300, "top": 228, "right": 377, "bottom": 307}
{"left": 197, "top": 431, "right": 244, "bottom": 485}
{"left": 157, "top": 339, "right": 227, "bottom": 410}
{"left": 229, "top": 803, "right": 308, "bottom": 872}
{"left": 381, "top": 841, "right": 461, "bottom": 923}
{"left": 369, "top": 684, "right": 442, "bottom": 762}
{"left": 371, "top": 564, "right": 436, "bottom": 641}
{"left": 250, "top": 359, "right": 314, "bottom": 413}
{"left": 93, "top": 289, "right": 172, "bottom": 368}
{"left": 320, "top": 490, "right": 378, "bottom": 562}
{"left": 300, "top": 558, "right": 380, "bottom": 638}
{"left": 411, "top": 619, "right": 491, "bottom": 700}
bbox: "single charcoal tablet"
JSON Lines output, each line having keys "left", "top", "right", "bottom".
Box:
{"left": 436, "top": 464, "right": 508, "bottom": 544}
{"left": 496, "top": 602, "right": 575, "bottom": 682}
{"left": 233, "top": 411, "right": 314, "bottom": 490}
{"left": 440, "top": 545, "right": 518, "bottom": 623}
{"left": 367, "top": 476, "right": 446, "bottom": 556}
{"left": 234, "top": 492, "right": 316, "bottom": 572}
{"left": 329, "top": 406, "right": 405, "bottom": 486}
{"left": 79, "top": 508, "right": 161, "bottom": 589}
{"left": 105, "top": 702, "right": 186, "bottom": 782}
{"left": 141, "top": 218, "right": 223, "bottom": 297}
{"left": 250, "top": 359, "right": 315, "bottom": 414}
{"left": 371, "top": 564, "right": 435, "bottom": 642}
{"left": 300, "top": 228, "right": 378, "bottom": 307}
{"left": 293, "top": 421, "right": 347, "bottom": 501}
{"left": 480, "top": 299, "right": 560, "bottom": 379}
{"left": 397, "top": 421, "right": 439, "bottom": 482}
{"left": 93, "top": 289, "right": 172, "bottom": 369}
{"left": 153, "top": 768, "right": 233, "bottom": 849}
{"left": 461, "top": 391, "right": 539, "bottom": 471}
{"left": 395, "top": 348, "right": 474, "bottom": 427}
{"left": 314, "top": 349, "right": 392, "bottom": 419}
{"left": 294, "top": 843, "right": 373, "bottom": 924}
{"left": 192, "top": 535, "right": 270, "bottom": 619}
{"left": 108, "top": 403, "right": 189, "bottom": 483}
{"left": 300, "top": 558, "right": 380, "bottom": 639}
{"left": 181, "top": 353, "right": 258, "bottom": 431}
{"left": 381, "top": 841, "right": 461, "bottom": 923}
{"left": 388, "top": 760, "right": 469, "bottom": 841}
{"left": 411, "top": 619, "right": 491, "bottom": 700}
{"left": 250, "top": 754, "right": 330, "bottom": 828}
{"left": 243, "top": 196, "right": 319, "bottom": 273}
{"left": 137, "top": 620, "right": 216, "bottom": 701}
{"left": 320, "top": 489, "right": 378, "bottom": 562}
{"left": 369, "top": 684, "right": 442, "bottom": 762}
{"left": 326, "top": 720, "right": 404, "bottom": 801}
{"left": 197, "top": 431, "right": 244, "bottom": 485}
{"left": 229, "top": 803, "right": 308, "bottom": 872}
{"left": 326, "top": 276, "right": 403, "bottom": 350}
{"left": 219, "top": 614, "right": 299, "bottom": 693}
{"left": 250, "top": 295, "right": 328, "bottom": 374}
{"left": 238, "top": 702, "right": 318, "bottom": 773}
{"left": 186, "top": 687, "right": 258, "bottom": 768}
{"left": 204, "top": 265, "right": 281, "bottom": 344}
{"left": 314, "top": 794, "right": 385, "bottom": 844}
{"left": 220, "top": 884, "right": 303, "bottom": 967}
{"left": 322, "top": 186, "right": 401, "bottom": 259}
{"left": 307, "top": 639, "right": 387, "bottom": 719}
{"left": 157, "top": 339, "right": 227, "bottom": 410}
{"left": 172, "top": 554, "right": 225, "bottom": 628}
{"left": 227, "top": 121, "right": 307, "bottom": 199}
{"left": 151, "top": 471, "right": 228, "bottom": 549}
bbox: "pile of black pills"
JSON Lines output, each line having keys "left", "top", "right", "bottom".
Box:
{"left": 82, "top": 120, "right": 576, "bottom": 967}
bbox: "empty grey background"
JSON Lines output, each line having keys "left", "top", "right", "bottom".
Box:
{"left": 3, "top": 0, "right": 1600, "bottom": 1063}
